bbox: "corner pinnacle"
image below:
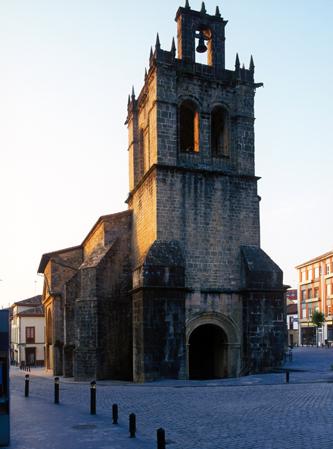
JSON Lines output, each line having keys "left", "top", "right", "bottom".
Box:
{"left": 249, "top": 55, "right": 255, "bottom": 72}
{"left": 235, "top": 53, "right": 240, "bottom": 69}
{"left": 185, "top": 0, "right": 190, "bottom": 9}
{"left": 155, "top": 33, "right": 161, "bottom": 50}
{"left": 215, "top": 6, "right": 221, "bottom": 17}
{"left": 131, "top": 86, "right": 135, "bottom": 99}
{"left": 171, "top": 37, "right": 176, "bottom": 56}
{"left": 201, "top": 2, "right": 206, "bottom": 14}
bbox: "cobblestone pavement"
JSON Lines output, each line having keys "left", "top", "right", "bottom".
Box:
{"left": 8, "top": 348, "right": 333, "bottom": 449}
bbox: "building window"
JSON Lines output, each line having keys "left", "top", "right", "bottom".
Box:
{"left": 26, "top": 327, "right": 35, "bottom": 344}
{"left": 327, "top": 283, "right": 331, "bottom": 297}
{"left": 301, "top": 302, "right": 306, "bottom": 319}
{"left": 211, "top": 106, "right": 229, "bottom": 157}
{"left": 328, "top": 301, "right": 332, "bottom": 316}
{"left": 326, "top": 264, "right": 330, "bottom": 275}
{"left": 314, "top": 267, "right": 320, "bottom": 278}
{"left": 301, "top": 271, "right": 306, "bottom": 282}
{"left": 308, "top": 304, "right": 312, "bottom": 318}
{"left": 179, "top": 100, "right": 199, "bottom": 153}
{"left": 301, "top": 289, "right": 306, "bottom": 301}
{"left": 307, "top": 288, "right": 312, "bottom": 299}
{"left": 308, "top": 269, "right": 312, "bottom": 281}
{"left": 314, "top": 287, "right": 319, "bottom": 298}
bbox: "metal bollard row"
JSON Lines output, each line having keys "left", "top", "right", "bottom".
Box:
{"left": 23, "top": 376, "right": 168, "bottom": 448}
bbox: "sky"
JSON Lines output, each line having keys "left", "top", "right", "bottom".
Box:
{"left": 0, "top": 0, "right": 332, "bottom": 307}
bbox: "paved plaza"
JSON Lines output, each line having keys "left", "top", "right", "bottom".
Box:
{"left": 8, "top": 348, "right": 333, "bottom": 449}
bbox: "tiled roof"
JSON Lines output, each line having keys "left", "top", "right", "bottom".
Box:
{"left": 295, "top": 250, "right": 333, "bottom": 269}
{"left": 38, "top": 245, "right": 82, "bottom": 273}
{"left": 13, "top": 295, "right": 42, "bottom": 307}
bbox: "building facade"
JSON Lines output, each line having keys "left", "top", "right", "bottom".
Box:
{"left": 38, "top": 3, "right": 286, "bottom": 382}
{"left": 10, "top": 295, "right": 45, "bottom": 366}
{"left": 296, "top": 251, "right": 333, "bottom": 346}
{"left": 286, "top": 289, "right": 299, "bottom": 347}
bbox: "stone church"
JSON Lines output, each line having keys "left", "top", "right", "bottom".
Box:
{"left": 38, "top": 2, "right": 286, "bottom": 382}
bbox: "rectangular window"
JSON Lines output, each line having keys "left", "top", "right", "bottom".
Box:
{"left": 301, "top": 271, "right": 306, "bottom": 282}
{"left": 301, "top": 289, "right": 306, "bottom": 301}
{"left": 314, "top": 287, "right": 319, "bottom": 298}
{"left": 327, "top": 283, "right": 332, "bottom": 297}
{"left": 308, "top": 269, "right": 312, "bottom": 281}
{"left": 26, "top": 327, "right": 35, "bottom": 344}
{"left": 326, "top": 264, "right": 330, "bottom": 275}
{"left": 302, "top": 302, "right": 306, "bottom": 318}
{"left": 308, "top": 303, "right": 313, "bottom": 318}
{"left": 314, "top": 267, "right": 320, "bottom": 278}
{"left": 307, "top": 288, "right": 312, "bottom": 299}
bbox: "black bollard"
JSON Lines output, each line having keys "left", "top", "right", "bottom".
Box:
{"left": 286, "top": 369, "right": 290, "bottom": 384}
{"left": 54, "top": 377, "right": 60, "bottom": 404}
{"left": 90, "top": 381, "right": 96, "bottom": 415}
{"left": 129, "top": 413, "right": 136, "bottom": 438}
{"left": 112, "top": 404, "right": 118, "bottom": 424}
{"left": 25, "top": 374, "right": 29, "bottom": 397}
{"left": 157, "top": 428, "right": 166, "bottom": 449}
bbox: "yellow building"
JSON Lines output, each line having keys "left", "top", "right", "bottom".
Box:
{"left": 296, "top": 251, "right": 333, "bottom": 345}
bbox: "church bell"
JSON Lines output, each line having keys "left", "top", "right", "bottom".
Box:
{"left": 196, "top": 31, "right": 207, "bottom": 53}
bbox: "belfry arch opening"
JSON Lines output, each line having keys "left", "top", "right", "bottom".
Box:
{"left": 188, "top": 324, "right": 228, "bottom": 380}
{"left": 195, "top": 27, "right": 212, "bottom": 65}
{"left": 211, "top": 106, "right": 229, "bottom": 157}
{"left": 179, "top": 100, "right": 199, "bottom": 153}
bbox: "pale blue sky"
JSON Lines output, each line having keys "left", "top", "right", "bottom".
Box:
{"left": 0, "top": 0, "right": 332, "bottom": 306}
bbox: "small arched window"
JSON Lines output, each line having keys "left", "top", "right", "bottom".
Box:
{"left": 211, "top": 106, "right": 229, "bottom": 157}
{"left": 179, "top": 100, "right": 199, "bottom": 153}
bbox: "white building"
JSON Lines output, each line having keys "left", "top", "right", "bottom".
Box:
{"left": 11, "top": 295, "right": 45, "bottom": 366}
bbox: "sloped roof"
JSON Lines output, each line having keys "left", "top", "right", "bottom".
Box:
{"left": 38, "top": 245, "right": 82, "bottom": 273}
{"left": 13, "top": 295, "right": 42, "bottom": 307}
{"left": 81, "top": 210, "right": 131, "bottom": 247}
{"left": 295, "top": 250, "right": 333, "bottom": 269}
{"left": 80, "top": 244, "right": 114, "bottom": 269}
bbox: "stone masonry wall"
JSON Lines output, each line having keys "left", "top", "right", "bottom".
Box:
{"left": 128, "top": 171, "right": 157, "bottom": 269}
{"left": 156, "top": 169, "right": 260, "bottom": 290}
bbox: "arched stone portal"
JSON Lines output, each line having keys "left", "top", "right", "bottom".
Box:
{"left": 186, "top": 313, "right": 241, "bottom": 379}
{"left": 189, "top": 324, "right": 227, "bottom": 379}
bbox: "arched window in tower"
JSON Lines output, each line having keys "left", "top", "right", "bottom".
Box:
{"left": 179, "top": 100, "right": 199, "bottom": 153}
{"left": 211, "top": 106, "right": 229, "bottom": 157}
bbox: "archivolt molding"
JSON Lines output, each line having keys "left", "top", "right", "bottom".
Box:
{"left": 186, "top": 312, "right": 241, "bottom": 346}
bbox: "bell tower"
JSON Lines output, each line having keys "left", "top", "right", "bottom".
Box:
{"left": 176, "top": 1, "right": 227, "bottom": 73}
{"left": 127, "top": 2, "right": 285, "bottom": 382}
